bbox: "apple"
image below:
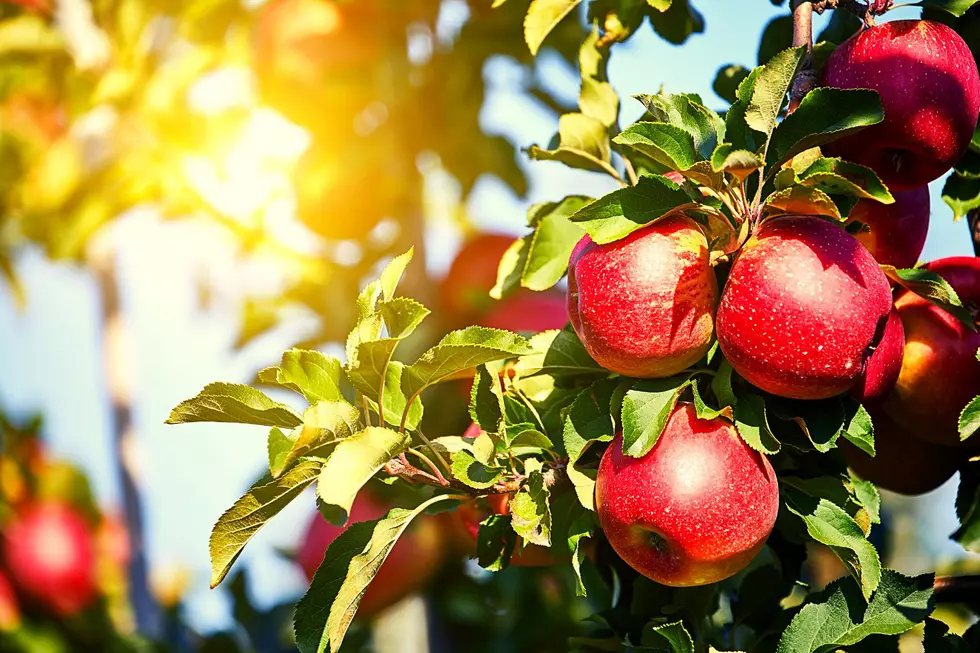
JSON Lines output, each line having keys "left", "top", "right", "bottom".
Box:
{"left": 481, "top": 291, "right": 568, "bottom": 334}
{"left": 843, "top": 409, "right": 959, "bottom": 496}
{"left": 595, "top": 403, "right": 779, "bottom": 586}
{"left": 823, "top": 21, "right": 980, "bottom": 190}
{"left": 846, "top": 187, "right": 930, "bottom": 270}
{"left": 567, "top": 216, "right": 718, "bottom": 378}
{"left": 296, "top": 491, "right": 444, "bottom": 617}
{"left": 2, "top": 502, "right": 97, "bottom": 616}
{"left": 716, "top": 216, "right": 893, "bottom": 400}
{"left": 440, "top": 234, "right": 516, "bottom": 320}
{"left": 850, "top": 308, "right": 905, "bottom": 403}
{"left": 0, "top": 571, "right": 19, "bottom": 631}
{"left": 452, "top": 493, "right": 562, "bottom": 567}
{"left": 883, "top": 256, "right": 980, "bottom": 447}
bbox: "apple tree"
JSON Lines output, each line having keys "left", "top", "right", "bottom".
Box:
{"left": 167, "top": 1, "right": 980, "bottom": 652}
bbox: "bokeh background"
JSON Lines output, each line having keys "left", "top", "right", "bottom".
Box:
{"left": 0, "top": 0, "right": 974, "bottom": 650}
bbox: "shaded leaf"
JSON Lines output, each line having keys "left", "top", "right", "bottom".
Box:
{"left": 881, "top": 266, "right": 976, "bottom": 331}
{"left": 621, "top": 375, "right": 692, "bottom": 457}
{"left": 798, "top": 158, "right": 894, "bottom": 204}
{"left": 451, "top": 450, "right": 503, "bottom": 489}
{"left": 477, "top": 514, "right": 517, "bottom": 571}
{"left": 733, "top": 393, "right": 780, "bottom": 454}
{"left": 961, "top": 395, "right": 980, "bottom": 442}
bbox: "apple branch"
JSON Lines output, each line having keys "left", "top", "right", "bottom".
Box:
{"left": 789, "top": 0, "right": 816, "bottom": 113}
{"left": 968, "top": 208, "right": 980, "bottom": 255}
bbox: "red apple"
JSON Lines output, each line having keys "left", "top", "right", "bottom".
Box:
{"left": 481, "top": 291, "right": 568, "bottom": 334}
{"left": 716, "top": 216, "right": 893, "bottom": 400}
{"left": 2, "top": 502, "right": 97, "bottom": 616}
{"left": 850, "top": 307, "right": 905, "bottom": 403}
{"left": 823, "top": 21, "right": 980, "bottom": 190}
{"left": 846, "top": 187, "right": 930, "bottom": 269}
{"left": 844, "top": 409, "right": 959, "bottom": 495}
{"left": 884, "top": 257, "right": 980, "bottom": 447}
{"left": 0, "top": 571, "right": 19, "bottom": 631}
{"left": 296, "top": 492, "right": 444, "bottom": 617}
{"left": 596, "top": 403, "right": 779, "bottom": 586}
{"left": 440, "top": 234, "right": 516, "bottom": 320}
{"left": 567, "top": 217, "right": 718, "bottom": 378}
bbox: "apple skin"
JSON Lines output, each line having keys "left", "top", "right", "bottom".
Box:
{"left": 850, "top": 308, "right": 905, "bottom": 403}
{"left": 567, "top": 216, "right": 718, "bottom": 378}
{"left": 843, "top": 409, "right": 959, "bottom": 495}
{"left": 595, "top": 403, "right": 779, "bottom": 587}
{"left": 823, "top": 21, "right": 980, "bottom": 190}
{"left": 296, "top": 492, "right": 444, "bottom": 617}
{"left": 2, "top": 502, "right": 97, "bottom": 616}
{"left": 883, "top": 257, "right": 980, "bottom": 447}
{"left": 0, "top": 571, "right": 19, "bottom": 631}
{"left": 847, "top": 187, "right": 931, "bottom": 270}
{"left": 716, "top": 216, "right": 893, "bottom": 400}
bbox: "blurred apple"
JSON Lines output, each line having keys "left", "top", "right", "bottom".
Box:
{"left": 440, "top": 234, "right": 515, "bottom": 320}
{"left": 0, "top": 571, "right": 19, "bottom": 631}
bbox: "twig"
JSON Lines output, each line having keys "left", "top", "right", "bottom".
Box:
{"left": 934, "top": 575, "right": 980, "bottom": 603}
{"left": 789, "top": 0, "right": 817, "bottom": 114}
{"left": 414, "top": 428, "right": 453, "bottom": 479}
{"left": 407, "top": 448, "right": 449, "bottom": 486}
{"left": 623, "top": 156, "right": 639, "bottom": 186}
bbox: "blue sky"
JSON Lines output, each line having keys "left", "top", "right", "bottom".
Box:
{"left": 0, "top": 1, "right": 969, "bottom": 633}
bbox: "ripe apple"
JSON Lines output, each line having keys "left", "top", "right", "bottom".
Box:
{"left": 0, "top": 571, "right": 19, "bottom": 631}
{"left": 850, "top": 308, "right": 905, "bottom": 403}
{"left": 440, "top": 233, "right": 516, "bottom": 320}
{"left": 2, "top": 502, "right": 97, "bottom": 616}
{"left": 844, "top": 408, "right": 959, "bottom": 495}
{"left": 595, "top": 403, "right": 779, "bottom": 586}
{"left": 481, "top": 291, "right": 568, "bottom": 334}
{"left": 452, "top": 493, "right": 561, "bottom": 567}
{"left": 716, "top": 216, "right": 893, "bottom": 400}
{"left": 567, "top": 216, "right": 718, "bottom": 378}
{"left": 296, "top": 491, "right": 444, "bottom": 617}
{"left": 823, "top": 21, "right": 980, "bottom": 190}
{"left": 884, "top": 256, "right": 980, "bottom": 447}
{"left": 846, "top": 187, "right": 930, "bottom": 269}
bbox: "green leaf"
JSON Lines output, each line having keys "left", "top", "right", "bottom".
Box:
{"left": 881, "top": 266, "right": 976, "bottom": 331}
{"left": 260, "top": 349, "right": 345, "bottom": 404}
{"left": 733, "top": 393, "right": 780, "bottom": 454}
{"left": 522, "top": 196, "right": 590, "bottom": 291}
{"left": 634, "top": 92, "right": 725, "bottom": 160}
{"left": 711, "top": 360, "right": 737, "bottom": 408}
{"left": 451, "top": 450, "right": 503, "bottom": 489}
{"left": 771, "top": 397, "right": 845, "bottom": 453}
{"left": 527, "top": 113, "right": 619, "bottom": 178}
{"left": 776, "top": 570, "right": 933, "bottom": 653}
{"left": 713, "top": 64, "right": 750, "bottom": 104}
{"left": 621, "top": 375, "right": 692, "bottom": 458}
{"left": 850, "top": 476, "right": 882, "bottom": 527}
{"left": 647, "top": 0, "right": 672, "bottom": 9}
{"left": 514, "top": 327, "right": 605, "bottom": 377}
{"left": 797, "top": 158, "right": 894, "bottom": 204}
{"left": 564, "top": 379, "right": 619, "bottom": 510}
{"left": 613, "top": 122, "right": 700, "bottom": 171}
{"left": 524, "top": 0, "right": 583, "bottom": 56}
{"left": 470, "top": 364, "right": 506, "bottom": 432}
{"left": 953, "top": 461, "right": 980, "bottom": 552}
{"left": 476, "top": 514, "right": 517, "bottom": 571}
{"left": 511, "top": 464, "right": 552, "bottom": 546}
{"left": 166, "top": 383, "right": 303, "bottom": 428}
{"left": 272, "top": 401, "right": 362, "bottom": 477}
{"left": 942, "top": 173, "right": 980, "bottom": 220}
{"left": 725, "top": 67, "right": 763, "bottom": 152}
{"left": 648, "top": 0, "right": 704, "bottom": 45}
{"left": 567, "top": 174, "right": 695, "bottom": 244}
{"left": 783, "top": 487, "right": 882, "bottom": 600}
{"left": 916, "top": 0, "right": 980, "bottom": 17}
{"left": 568, "top": 511, "right": 594, "bottom": 596}
{"left": 268, "top": 427, "right": 293, "bottom": 475}
{"left": 380, "top": 297, "right": 430, "bottom": 338}
{"left": 0, "top": 15, "right": 65, "bottom": 55}
{"left": 710, "top": 143, "right": 762, "bottom": 180}
{"left": 765, "top": 185, "right": 841, "bottom": 220}
{"left": 642, "top": 621, "right": 695, "bottom": 652}
{"left": 210, "top": 460, "right": 320, "bottom": 588}
{"left": 579, "top": 25, "right": 618, "bottom": 128}
{"left": 690, "top": 380, "right": 732, "bottom": 421}
{"left": 960, "top": 395, "right": 980, "bottom": 442}
{"left": 745, "top": 45, "right": 806, "bottom": 140}
{"left": 766, "top": 88, "right": 884, "bottom": 170}
{"left": 842, "top": 397, "right": 875, "bottom": 457}
{"left": 403, "top": 327, "right": 534, "bottom": 400}
{"left": 490, "top": 237, "right": 529, "bottom": 301}
{"left": 315, "top": 427, "right": 410, "bottom": 525}
{"left": 379, "top": 249, "right": 414, "bottom": 302}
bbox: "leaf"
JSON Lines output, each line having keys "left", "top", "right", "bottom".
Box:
{"left": 379, "top": 248, "right": 414, "bottom": 301}
{"left": 511, "top": 465, "right": 552, "bottom": 546}
{"left": 745, "top": 45, "right": 806, "bottom": 140}
{"left": 613, "top": 122, "right": 700, "bottom": 171}
{"left": 953, "top": 461, "right": 980, "bottom": 552}
{"left": 775, "top": 570, "right": 933, "bottom": 653}
{"left": 942, "top": 173, "right": 980, "bottom": 220}
{"left": 568, "top": 511, "right": 594, "bottom": 596}
{"left": 634, "top": 92, "right": 725, "bottom": 160}
{"left": 691, "top": 381, "right": 732, "bottom": 422}
{"left": 315, "top": 427, "right": 410, "bottom": 525}
{"left": 917, "top": 0, "right": 980, "bottom": 17}
{"left": 881, "top": 266, "right": 976, "bottom": 331}
{"left": 564, "top": 380, "right": 619, "bottom": 510}
{"left": 273, "top": 401, "right": 362, "bottom": 477}
{"left": 733, "top": 394, "right": 781, "bottom": 454}
{"left": 713, "top": 64, "right": 751, "bottom": 105}
{"left": 268, "top": 427, "right": 293, "bottom": 475}
{"left": 850, "top": 476, "right": 882, "bottom": 527}
{"left": 725, "top": 67, "right": 763, "bottom": 152}
{"left": 797, "top": 158, "right": 894, "bottom": 204}
{"left": 490, "top": 237, "right": 530, "bottom": 301}
{"left": 265, "top": 349, "right": 345, "bottom": 405}
{"left": 766, "top": 88, "right": 884, "bottom": 170}
{"left": 522, "top": 196, "right": 590, "bottom": 291}
{"left": 470, "top": 364, "right": 506, "bottom": 432}
{"left": 380, "top": 297, "right": 430, "bottom": 339}
{"left": 842, "top": 397, "right": 875, "bottom": 457}
{"left": 568, "top": 174, "right": 696, "bottom": 244}
{"left": 403, "top": 327, "right": 534, "bottom": 401}
{"left": 765, "top": 185, "right": 841, "bottom": 220}
{"left": 711, "top": 360, "right": 737, "bottom": 408}
{"left": 451, "top": 450, "right": 503, "bottom": 489}
{"left": 770, "top": 396, "right": 845, "bottom": 453}
{"left": 783, "top": 487, "right": 882, "bottom": 600}
{"left": 210, "top": 460, "right": 320, "bottom": 588}
{"left": 166, "top": 383, "right": 303, "bottom": 428}
{"left": 648, "top": 0, "right": 704, "bottom": 45}
{"left": 710, "top": 143, "right": 762, "bottom": 180}
{"left": 620, "top": 375, "right": 692, "bottom": 458}
{"left": 0, "top": 15, "right": 65, "bottom": 55}
{"left": 642, "top": 621, "right": 695, "bottom": 652}
{"left": 527, "top": 113, "right": 619, "bottom": 178}
{"left": 476, "top": 514, "right": 517, "bottom": 571}
{"left": 647, "top": 0, "right": 672, "bottom": 9}
{"left": 960, "top": 396, "right": 980, "bottom": 442}
{"left": 514, "top": 327, "right": 605, "bottom": 377}
{"left": 524, "top": 0, "right": 583, "bottom": 56}
{"left": 579, "top": 26, "right": 618, "bottom": 128}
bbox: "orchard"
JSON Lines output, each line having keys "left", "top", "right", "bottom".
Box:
{"left": 9, "top": 0, "right": 980, "bottom": 652}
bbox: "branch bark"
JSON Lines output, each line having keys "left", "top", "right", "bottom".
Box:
{"left": 789, "top": 0, "right": 817, "bottom": 113}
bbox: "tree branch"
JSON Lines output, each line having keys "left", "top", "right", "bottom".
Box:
{"left": 934, "top": 575, "right": 980, "bottom": 603}
{"left": 789, "top": 0, "right": 817, "bottom": 113}
{"left": 967, "top": 208, "right": 980, "bottom": 255}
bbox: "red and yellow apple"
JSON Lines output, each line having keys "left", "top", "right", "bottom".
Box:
{"left": 884, "top": 256, "right": 980, "bottom": 447}
{"left": 850, "top": 308, "right": 905, "bottom": 403}
{"left": 2, "top": 502, "right": 97, "bottom": 616}
{"left": 0, "top": 571, "right": 19, "bottom": 631}
{"left": 596, "top": 403, "right": 779, "bottom": 586}
{"left": 716, "top": 216, "right": 893, "bottom": 400}
{"left": 296, "top": 491, "right": 444, "bottom": 617}
{"left": 823, "top": 21, "right": 980, "bottom": 190}
{"left": 567, "top": 217, "right": 718, "bottom": 378}
{"left": 847, "top": 187, "right": 930, "bottom": 270}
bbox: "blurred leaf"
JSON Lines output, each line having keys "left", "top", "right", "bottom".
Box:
{"left": 525, "top": 0, "right": 584, "bottom": 55}
{"left": 315, "top": 427, "right": 410, "bottom": 525}
{"left": 713, "top": 64, "right": 750, "bottom": 104}
{"left": 166, "top": 383, "right": 303, "bottom": 428}
{"left": 648, "top": 0, "right": 704, "bottom": 45}
{"left": 0, "top": 15, "right": 65, "bottom": 55}
{"left": 815, "top": 6, "right": 861, "bottom": 44}
{"left": 579, "top": 25, "right": 619, "bottom": 127}
{"left": 210, "top": 460, "right": 320, "bottom": 588}
{"left": 757, "top": 14, "right": 792, "bottom": 65}
{"left": 621, "top": 375, "right": 692, "bottom": 457}
{"left": 527, "top": 112, "right": 619, "bottom": 178}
